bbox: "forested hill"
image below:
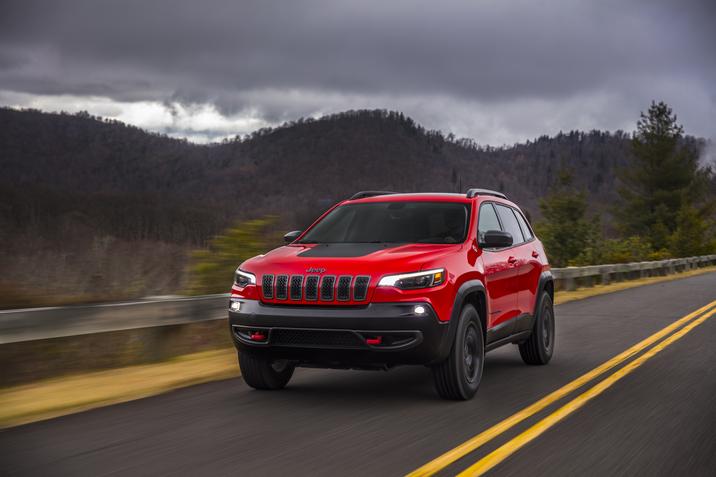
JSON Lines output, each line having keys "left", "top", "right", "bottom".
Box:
{"left": 2, "top": 106, "right": 709, "bottom": 306}
{"left": 1, "top": 107, "right": 650, "bottom": 244}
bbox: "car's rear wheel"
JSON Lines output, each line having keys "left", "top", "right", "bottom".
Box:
{"left": 431, "top": 304, "right": 484, "bottom": 400}
{"left": 239, "top": 349, "right": 295, "bottom": 390}
{"left": 519, "top": 291, "right": 555, "bottom": 365}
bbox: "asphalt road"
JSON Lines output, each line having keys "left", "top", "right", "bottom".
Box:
{"left": 2, "top": 273, "right": 716, "bottom": 476}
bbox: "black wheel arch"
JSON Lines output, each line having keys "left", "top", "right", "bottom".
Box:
{"left": 534, "top": 271, "right": 554, "bottom": 316}
{"left": 437, "top": 279, "right": 488, "bottom": 361}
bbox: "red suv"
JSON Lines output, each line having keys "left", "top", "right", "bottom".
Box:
{"left": 228, "top": 189, "right": 554, "bottom": 400}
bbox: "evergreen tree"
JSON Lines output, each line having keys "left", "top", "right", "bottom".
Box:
{"left": 185, "top": 217, "right": 277, "bottom": 294}
{"left": 616, "top": 101, "right": 703, "bottom": 247}
{"left": 535, "top": 170, "right": 596, "bottom": 267}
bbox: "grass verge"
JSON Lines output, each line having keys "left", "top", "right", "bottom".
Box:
{"left": 2, "top": 265, "right": 715, "bottom": 428}
{"left": 0, "top": 349, "right": 238, "bottom": 428}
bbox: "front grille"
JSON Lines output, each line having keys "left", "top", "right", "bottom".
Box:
{"left": 275, "top": 275, "right": 288, "bottom": 300}
{"left": 262, "top": 274, "right": 274, "bottom": 299}
{"left": 337, "top": 276, "right": 352, "bottom": 301}
{"left": 271, "top": 329, "right": 364, "bottom": 348}
{"left": 354, "top": 276, "right": 370, "bottom": 301}
{"left": 290, "top": 275, "right": 303, "bottom": 300}
{"left": 261, "top": 273, "right": 370, "bottom": 303}
{"left": 305, "top": 276, "right": 319, "bottom": 301}
{"left": 320, "top": 276, "right": 336, "bottom": 301}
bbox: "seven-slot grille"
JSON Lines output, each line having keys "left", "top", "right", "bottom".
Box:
{"left": 337, "top": 276, "right": 352, "bottom": 301}
{"left": 275, "top": 275, "right": 288, "bottom": 300}
{"left": 354, "top": 276, "right": 370, "bottom": 300}
{"left": 305, "top": 276, "right": 319, "bottom": 301}
{"left": 289, "top": 275, "right": 303, "bottom": 300}
{"left": 320, "top": 276, "right": 335, "bottom": 301}
{"left": 262, "top": 274, "right": 274, "bottom": 299}
{"left": 261, "top": 274, "right": 370, "bottom": 303}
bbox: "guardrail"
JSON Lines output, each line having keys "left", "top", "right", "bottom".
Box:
{"left": 1, "top": 254, "right": 715, "bottom": 386}
{"left": 551, "top": 254, "right": 716, "bottom": 291}
{"left": 2, "top": 254, "right": 716, "bottom": 345}
{"left": 0, "top": 294, "right": 230, "bottom": 345}
{"left": 0, "top": 295, "right": 232, "bottom": 386}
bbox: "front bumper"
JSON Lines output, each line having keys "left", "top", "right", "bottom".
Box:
{"left": 228, "top": 299, "right": 452, "bottom": 367}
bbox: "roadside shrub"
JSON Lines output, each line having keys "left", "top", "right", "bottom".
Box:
{"left": 185, "top": 216, "right": 278, "bottom": 295}
{"left": 668, "top": 204, "right": 716, "bottom": 257}
{"left": 572, "top": 236, "right": 670, "bottom": 266}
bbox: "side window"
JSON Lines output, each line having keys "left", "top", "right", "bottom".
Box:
{"left": 495, "top": 204, "right": 525, "bottom": 245}
{"left": 514, "top": 209, "right": 534, "bottom": 241}
{"left": 477, "top": 203, "right": 501, "bottom": 243}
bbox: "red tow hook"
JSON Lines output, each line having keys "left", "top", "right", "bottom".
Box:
{"left": 366, "top": 336, "right": 382, "bottom": 345}
{"left": 250, "top": 331, "right": 267, "bottom": 341}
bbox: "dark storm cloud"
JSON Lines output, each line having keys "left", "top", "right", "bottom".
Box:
{"left": 0, "top": 0, "right": 714, "bottom": 142}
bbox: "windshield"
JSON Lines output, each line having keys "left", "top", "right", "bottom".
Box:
{"left": 298, "top": 201, "right": 471, "bottom": 244}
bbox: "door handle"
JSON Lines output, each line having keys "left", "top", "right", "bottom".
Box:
{"left": 508, "top": 256, "right": 517, "bottom": 264}
{"left": 531, "top": 250, "right": 539, "bottom": 258}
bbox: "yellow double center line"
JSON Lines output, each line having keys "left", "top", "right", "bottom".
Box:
{"left": 408, "top": 299, "right": 716, "bottom": 477}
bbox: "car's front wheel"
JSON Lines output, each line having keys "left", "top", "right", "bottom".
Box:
{"left": 239, "top": 349, "right": 295, "bottom": 390}
{"left": 431, "top": 304, "right": 484, "bottom": 400}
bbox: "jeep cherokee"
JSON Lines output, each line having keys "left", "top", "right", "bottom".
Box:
{"left": 228, "top": 189, "right": 555, "bottom": 400}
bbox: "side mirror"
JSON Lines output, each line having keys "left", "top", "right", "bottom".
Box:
{"left": 479, "top": 230, "right": 513, "bottom": 249}
{"left": 283, "top": 230, "right": 302, "bottom": 243}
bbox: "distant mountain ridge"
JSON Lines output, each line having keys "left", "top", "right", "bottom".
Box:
{"left": 1, "top": 106, "right": 709, "bottom": 306}
{"left": 1, "top": 107, "right": 658, "bottom": 243}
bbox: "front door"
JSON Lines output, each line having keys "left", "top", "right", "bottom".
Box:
{"left": 477, "top": 202, "right": 519, "bottom": 331}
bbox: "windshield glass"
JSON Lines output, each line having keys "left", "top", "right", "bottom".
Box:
{"left": 298, "top": 201, "right": 471, "bottom": 244}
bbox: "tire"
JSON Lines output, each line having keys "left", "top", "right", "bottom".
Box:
{"left": 238, "top": 349, "right": 295, "bottom": 390}
{"left": 431, "top": 304, "right": 484, "bottom": 400}
{"left": 519, "top": 291, "right": 555, "bottom": 365}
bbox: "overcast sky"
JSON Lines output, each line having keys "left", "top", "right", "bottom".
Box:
{"left": 0, "top": 0, "right": 714, "bottom": 145}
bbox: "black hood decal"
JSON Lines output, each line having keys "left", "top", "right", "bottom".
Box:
{"left": 297, "top": 243, "right": 401, "bottom": 258}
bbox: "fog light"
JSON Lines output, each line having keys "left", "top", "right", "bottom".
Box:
{"left": 230, "top": 301, "right": 241, "bottom": 312}
{"left": 414, "top": 305, "right": 426, "bottom": 315}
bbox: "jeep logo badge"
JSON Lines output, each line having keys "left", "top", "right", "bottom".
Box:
{"left": 306, "top": 267, "right": 326, "bottom": 274}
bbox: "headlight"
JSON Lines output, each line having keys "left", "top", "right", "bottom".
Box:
{"left": 377, "top": 268, "right": 445, "bottom": 290}
{"left": 234, "top": 269, "right": 256, "bottom": 288}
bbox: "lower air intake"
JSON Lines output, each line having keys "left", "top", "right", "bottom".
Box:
{"left": 270, "top": 329, "right": 364, "bottom": 348}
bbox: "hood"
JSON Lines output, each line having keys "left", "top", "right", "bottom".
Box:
{"left": 242, "top": 242, "right": 463, "bottom": 276}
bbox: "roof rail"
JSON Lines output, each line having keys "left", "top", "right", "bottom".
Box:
{"left": 465, "top": 188, "right": 508, "bottom": 199}
{"left": 349, "top": 191, "right": 399, "bottom": 200}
